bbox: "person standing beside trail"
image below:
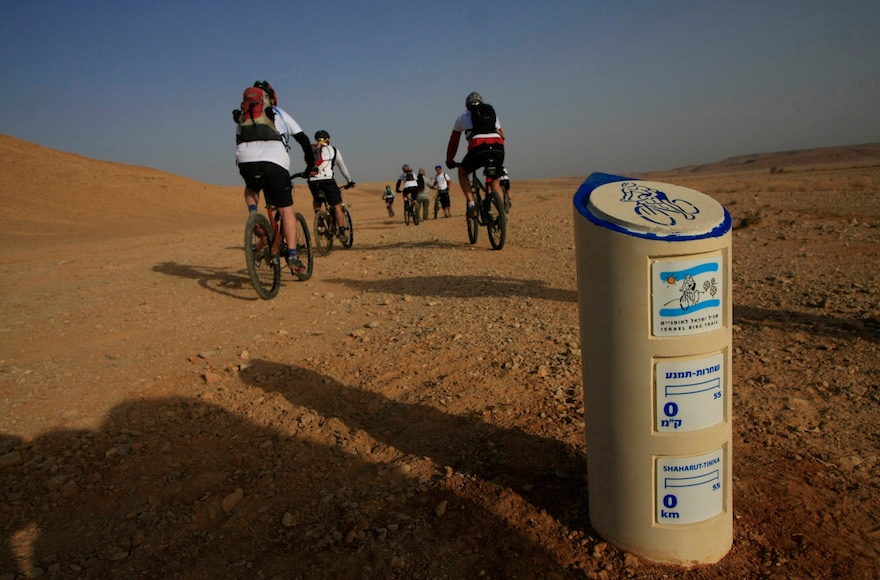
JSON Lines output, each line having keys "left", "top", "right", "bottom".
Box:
{"left": 430, "top": 164, "right": 453, "bottom": 218}
{"left": 445, "top": 91, "right": 505, "bottom": 218}
{"left": 416, "top": 168, "right": 430, "bottom": 221}
{"left": 234, "top": 80, "right": 316, "bottom": 275}
{"left": 308, "top": 130, "right": 355, "bottom": 246}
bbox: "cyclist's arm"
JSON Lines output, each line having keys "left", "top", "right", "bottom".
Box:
{"left": 395, "top": 178, "right": 403, "bottom": 193}
{"left": 292, "top": 131, "right": 316, "bottom": 169}
{"left": 334, "top": 149, "right": 353, "bottom": 184}
{"left": 445, "top": 130, "right": 461, "bottom": 167}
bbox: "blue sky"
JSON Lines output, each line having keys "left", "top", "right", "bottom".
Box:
{"left": 2, "top": 0, "right": 878, "bottom": 185}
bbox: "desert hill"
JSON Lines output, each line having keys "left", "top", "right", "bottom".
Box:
{"left": 657, "top": 142, "right": 880, "bottom": 176}
{"left": 3, "top": 133, "right": 877, "bottom": 239}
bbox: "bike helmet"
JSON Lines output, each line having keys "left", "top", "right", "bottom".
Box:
{"left": 254, "top": 81, "right": 277, "bottom": 105}
{"left": 465, "top": 91, "right": 483, "bottom": 109}
{"left": 315, "top": 130, "right": 330, "bottom": 141}
{"left": 402, "top": 164, "right": 411, "bottom": 172}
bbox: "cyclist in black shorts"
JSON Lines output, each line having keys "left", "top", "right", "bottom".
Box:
{"left": 395, "top": 164, "right": 423, "bottom": 217}
{"left": 307, "top": 130, "right": 355, "bottom": 245}
{"left": 235, "top": 81, "right": 315, "bottom": 274}
{"left": 445, "top": 91, "right": 505, "bottom": 218}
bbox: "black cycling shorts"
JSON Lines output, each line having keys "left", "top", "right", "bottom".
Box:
{"left": 238, "top": 161, "right": 293, "bottom": 208}
{"left": 461, "top": 143, "right": 505, "bottom": 175}
{"left": 402, "top": 186, "right": 419, "bottom": 200}
{"left": 438, "top": 188, "right": 451, "bottom": 208}
{"left": 308, "top": 179, "right": 343, "bottom": 207}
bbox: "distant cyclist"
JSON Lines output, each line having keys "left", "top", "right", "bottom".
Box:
{"left": 308, "top": 130, "right": 355, "bottom": 245}
{"left": 395, "top": 164, "right": 423, "bottom": 221}
{"left": 499, "top": 167, "right": 511, "bottom": 208}
{"left": 383, "top": 185, "right": 396, "bottom": 217}
{"left": 445, "top": 91, "right": 505, "bottom": 218}
{"left": 234, "top": 80, "right": 315, "bottom": 275}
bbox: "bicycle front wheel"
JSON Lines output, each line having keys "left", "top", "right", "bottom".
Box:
{"left": 314, "top": 210, "right": 334, "bottom": 256}
{"left": 244, "top": 212, "right": 281, "bottom": 299}
{"left": 404, "top": 201, "right": 411, "bottom": 225}
{"left": 295, "top": 212, "right": 313, "bottom": 280}
{"left": 341, "top": 207, "right": 354, "bottom": 249}
{"left": 486, "top": 191, "right": 507, "bottom": 250}
{"left": 467, "top": 208, "right": 479, "bottom": 244}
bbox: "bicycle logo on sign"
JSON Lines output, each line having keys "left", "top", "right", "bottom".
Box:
{"left": 619, "top": 182, "right": 700, "bottom": 226}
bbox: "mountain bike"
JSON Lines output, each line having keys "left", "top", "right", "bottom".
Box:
{"left": 312, "top": 182, "right": 354, "bottom": 256}
{"left": 243, "top": 174, "right": 313, "bottom": 300}
{"left": 403, "top": 196, "right": 420, "bottom": 225}
{"left": 452, "top": 163, "right": 506, "bottom": 250}
{"left": 384, "top": 196, "right": 395, "bottom": 218}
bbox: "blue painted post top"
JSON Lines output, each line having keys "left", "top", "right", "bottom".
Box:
{"left": 573, "top": 172, "right": 731, "bottom": 241}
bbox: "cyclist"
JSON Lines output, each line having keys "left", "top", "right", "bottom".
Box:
{"left": 430, "top": 164, "right": 453, "bottom": 218}
{"left": 445, "top": 91, "right": 505, "bottom": 218}
{"left": 308, "top": 130, "right": 355, "bottom": 245}
{"left": 383, "top": 185, "right": 396, "bottom": 217}
{"left": 235, "top": 80, "right": 316, "bottom": 275}
{"left": 395, "top": 164, "right": 423, "bottom": 222}
{"left": 499, "top": 167, "right": 511, "bottom": 207}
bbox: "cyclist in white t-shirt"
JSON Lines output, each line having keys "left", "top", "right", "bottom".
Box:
{"left": 235, "top": 81, "right": 316, "bottom": 275}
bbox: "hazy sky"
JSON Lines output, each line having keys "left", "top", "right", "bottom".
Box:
{"left": 2, "top": 0, "right": 878, "bottom": 185}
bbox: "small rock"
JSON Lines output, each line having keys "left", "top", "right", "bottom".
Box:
{"left": 203, "top": 372, "right": 223, "bottom": 385}
{"left": 435, "top": 500, "right": 448, "bottom": 517}
{"left": 221, "top": 488, "right": 244, "bottom": 513}
{"left": 281, "top": 512, "right": 295, "bottom": 528}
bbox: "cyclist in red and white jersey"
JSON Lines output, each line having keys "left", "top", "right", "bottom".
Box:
{"left": 308, "top": 130, "right": 355, "bottom": 245}
{"left": 445, "top": 91, "right": 505, "bottom": 217}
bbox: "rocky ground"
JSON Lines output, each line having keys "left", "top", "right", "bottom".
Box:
{"left": 1, "top": 136, "right": 879, "bottom": 578}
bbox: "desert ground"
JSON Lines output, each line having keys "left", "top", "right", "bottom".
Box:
{"left": 1, "top": 135, "right": 879, "bottom": 579}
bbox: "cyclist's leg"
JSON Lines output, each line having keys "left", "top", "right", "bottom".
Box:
{"left": 261, "top": 163, "right": 300, "bottom": 267}
{"left": 238, "top": 164, "right": 263, "bottom": 211}
{"left": 307, "top": 182, "right": 323, "bottom": 213}
{"left": 457, "top": 165, "right": 473, "bottom": 203}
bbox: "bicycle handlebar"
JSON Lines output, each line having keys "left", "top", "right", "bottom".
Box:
{"left": 290, "top": 172, "right": 355, "bottom": 190}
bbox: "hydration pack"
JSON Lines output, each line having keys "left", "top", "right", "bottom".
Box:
{"left": 237, "top": 86, "right": 281, "bottom": 143}
{"left": 468, "top": 102, "right": 497, "bottom": 136}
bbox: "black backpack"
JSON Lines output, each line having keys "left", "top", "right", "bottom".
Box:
{"left": 469, "top": 102, "right": 496, "bottom": 135}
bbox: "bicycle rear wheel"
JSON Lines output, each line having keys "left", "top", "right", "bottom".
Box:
{"left": 412, "top": 203, "right": 420, "bottom": 225}
{"left": 244, "top": 212, "right": 281, "bottom": 299}
{"left": 341, "top": 207, "right": 354, "bottom": 249}
{"left": 486, "top": 191, "right": 507, "bottom": 250}
{"left": 314, "top": 210, "right": 334, "bottom": 256}
{"left": 294, "top": 212, "right": 313, "bottom": 280}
